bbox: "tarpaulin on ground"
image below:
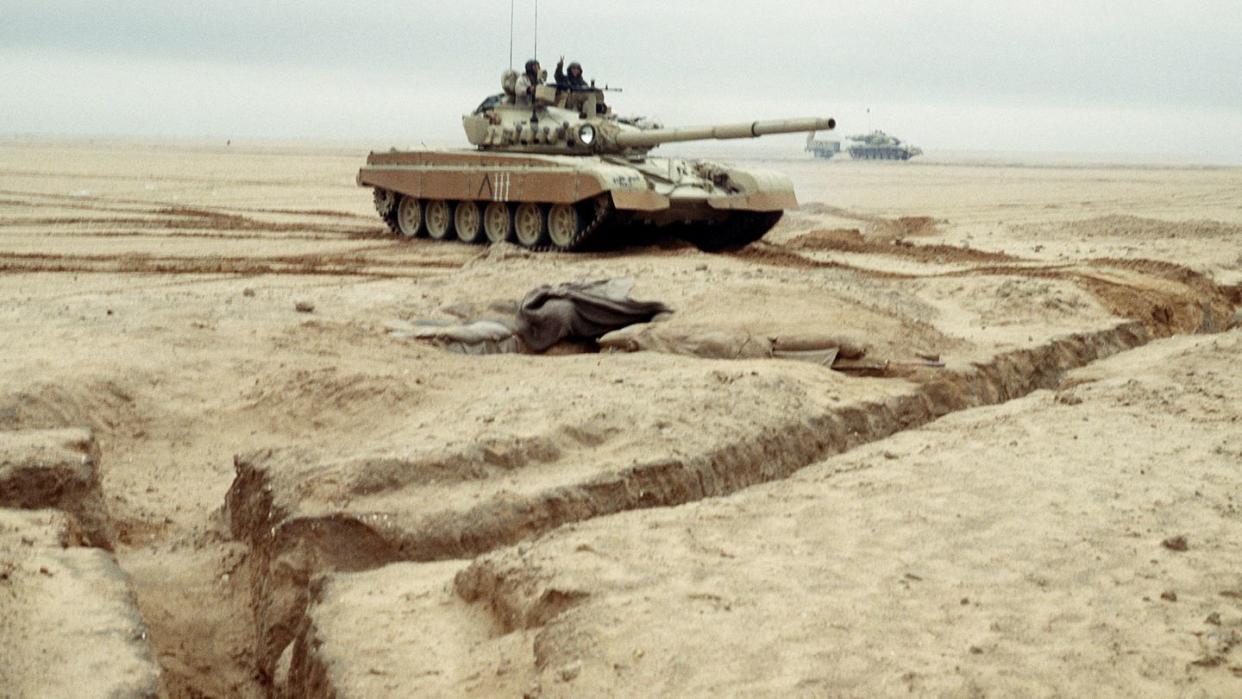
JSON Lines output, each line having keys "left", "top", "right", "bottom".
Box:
{"left": 515, "top": 279, "right": 672, "bottom": 352}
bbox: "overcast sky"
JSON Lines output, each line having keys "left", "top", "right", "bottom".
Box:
{"left": 3, "top": 1, "right": 1241, "bottom": 161}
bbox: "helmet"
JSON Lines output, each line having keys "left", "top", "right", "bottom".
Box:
{"left": 568, "top": 62, "right": 582, "bottom": 74}
{"left": 525, "top": 59, "right": 540, "bottom": 76}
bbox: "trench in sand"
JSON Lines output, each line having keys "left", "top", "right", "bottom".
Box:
{"left": 224, "top": 268, "right": 1233, "bottom": 688}
{"left": 1, "top": 247, "right": 1234, "bottom": 696}
{"left": 6, "top": 140, "right": 1242, "bottom": 694}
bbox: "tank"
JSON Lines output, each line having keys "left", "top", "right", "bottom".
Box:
{"left": 358, "top": 71, "right": 834, "bottom": 252}
{"left": 805, "top": 131, "right": 841, "bottom": 160}
{"left": 845, "top": 131, "right": 922, "bottom": 161}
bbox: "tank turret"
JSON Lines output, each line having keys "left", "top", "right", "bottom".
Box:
{"left": 463, "top": 78, "right": 832, "bottom": 155}
{"left": 359, "top": 70, "right": 836, "bottom": 252}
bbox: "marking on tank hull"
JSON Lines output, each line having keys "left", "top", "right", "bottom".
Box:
{"left": 480, "top": 173, "right": 512, "bottom": 202}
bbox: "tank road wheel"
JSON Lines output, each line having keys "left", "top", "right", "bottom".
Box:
{"left": 547, "top": 203, "right": 588, "bottom": 251}
{"left": 484, "top": 202, "right": 514, "bottom": 244}
{"left": 454, "top": 201, "right": 485, "bottom": 244}
{"left": 425, "top": 200, "right": 454, "bottom": 240}
{"left": 396, "top": 196, "right": 423, "bottom": 238}
{"left": 513, "top": 203, "right": 549, "bottom": 248}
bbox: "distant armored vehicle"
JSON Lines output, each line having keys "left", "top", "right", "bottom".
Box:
{"left": 846, "top": 131, "right": 922, "bottom": 161}
{"left": 358, "top": 70, "right": 834, "bottom": 252}
{"left": 805, "top": 132, "right": 841, "bottom": 160}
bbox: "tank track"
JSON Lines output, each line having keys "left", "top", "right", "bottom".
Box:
{"left": 528, "top": 195, "right": 614, "bottom": 253}
{"left": 680, "top": 211, "right": 783, "bottom": 252}
{"left": 371, "top": 189, "right": 777, "bottom": 253}
{"left": 848, "top": 148, "right": 914, "bottom": 161}
{"left": 374, "top": 188, "right": 401, "bottom": 234}
{"left": 372, "top": 188, "right": 613, "bottom": 253}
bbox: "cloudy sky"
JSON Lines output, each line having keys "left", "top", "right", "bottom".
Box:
{"left": 3, "top": 1, "right": 1241, "bottom": 161}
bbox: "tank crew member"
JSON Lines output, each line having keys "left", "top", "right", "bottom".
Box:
{"left": 554, "top": 57, "right": 588, "bottom": 89}
{"left": 515, "top": 59, "right": 542, "bottom": 106}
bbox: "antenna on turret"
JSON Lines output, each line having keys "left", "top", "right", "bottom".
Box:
{"left": 509, "top": 0, "right": 515, "bottom": 69}
{"left": 533, "top": 0, "right": 539, "bottom": 60}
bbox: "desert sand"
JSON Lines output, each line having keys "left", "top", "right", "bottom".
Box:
{"left": 1, "top": 137, "right": 1240, "bottom": 697}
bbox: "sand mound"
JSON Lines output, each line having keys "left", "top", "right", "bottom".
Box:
{"left": 0, "top": 380, "right": 139, "bottom": 434}
{"left": 0, "top": 428, "right": 112, "bottom": 547}
{"left": 241, "top": 368, "right": 424, "bottom": 432}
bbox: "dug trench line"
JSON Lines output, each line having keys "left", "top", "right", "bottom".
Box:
{"left": 226, "top": 268, "right": 1236, "bottom": 684}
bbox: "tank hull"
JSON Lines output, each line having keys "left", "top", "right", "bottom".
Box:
{"left": 847, "top": 146, "right": 920, "bottom": 161}
{"left": 358, "top": 150, "right": 796, "bottom": 251}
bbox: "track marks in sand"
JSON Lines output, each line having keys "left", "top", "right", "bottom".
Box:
{"left": 154, "top": 206, "right": 373, "bottom": 236}
{"left": 0, "top": 189, "right": 381, "bottom": 241}
{"left": 0, "top": 250, "right": 463, "bottom": 277}
{"left": 795, "top": 203, "right": 940, "bottom": 239}
{"left": 790, "top": 227, "right": 1017, "bottom": 264}
{"left": 1015, "top": 214, "right": 1242, "bottom": 241}
{"left": 0, "top": 204, "right": 378, "bottom": 239}
{"left": 730, "top": 243, "right": 907, "bottom": 277}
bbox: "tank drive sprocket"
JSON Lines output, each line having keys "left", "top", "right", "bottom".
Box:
{"left": 373, "top": 187, "right": 400, "bottom": 235}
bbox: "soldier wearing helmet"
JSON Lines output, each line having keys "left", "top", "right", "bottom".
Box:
{"left": 555, "top": 57, "right": 588, "bottom": 90}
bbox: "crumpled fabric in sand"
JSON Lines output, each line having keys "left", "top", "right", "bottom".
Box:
{"left": 515, "top": 278, "right": 671, "bottom": 352}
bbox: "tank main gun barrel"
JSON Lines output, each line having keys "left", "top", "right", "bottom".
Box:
{"left": 614, "top": 117, "right": 835, "bottom": 148}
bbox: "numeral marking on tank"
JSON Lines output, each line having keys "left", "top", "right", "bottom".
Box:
{"left": 478, "top": 173, "right": 512, "bottom": 202}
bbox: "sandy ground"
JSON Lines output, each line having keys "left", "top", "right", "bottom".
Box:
{"left": 1, "top": 137, "right": 1239, "bottom": 697}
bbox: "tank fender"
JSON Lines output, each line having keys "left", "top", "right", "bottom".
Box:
{"left": 715, "top": 166, "right": 792, "bottom": 194}
{"left": 707, "top": 167, "right": 797, "bottom": 211}
{"left": 589, "top": 162, "right": 670, "bottom": 211}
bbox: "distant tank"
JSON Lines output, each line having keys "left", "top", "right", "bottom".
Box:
{"left": 805, "top": 132, "right": 841, "bottom": 160}
{"left": 845, "top": 131, "right": 922, "bottom": 161}
{"left": 358, "top": 69, "right": 834, "bottom": 252}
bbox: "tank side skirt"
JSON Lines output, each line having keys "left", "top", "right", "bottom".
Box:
{"left": 363, "top": 166, "right": 788, "bottom": 214}
{"left": 359, "top": 166, "right": 609, "bottom": 206}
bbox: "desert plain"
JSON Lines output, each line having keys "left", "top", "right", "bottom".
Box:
{"left": 1, "top": 137, "right": 1241, "bottom": 697}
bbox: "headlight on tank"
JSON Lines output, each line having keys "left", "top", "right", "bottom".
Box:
{"left": 577, "top": 124, "right": 596, "bottom": 146}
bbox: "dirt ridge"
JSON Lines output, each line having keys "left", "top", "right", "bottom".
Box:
{"left": 234, "top": 316, "right": 1172, "bottom": 679}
